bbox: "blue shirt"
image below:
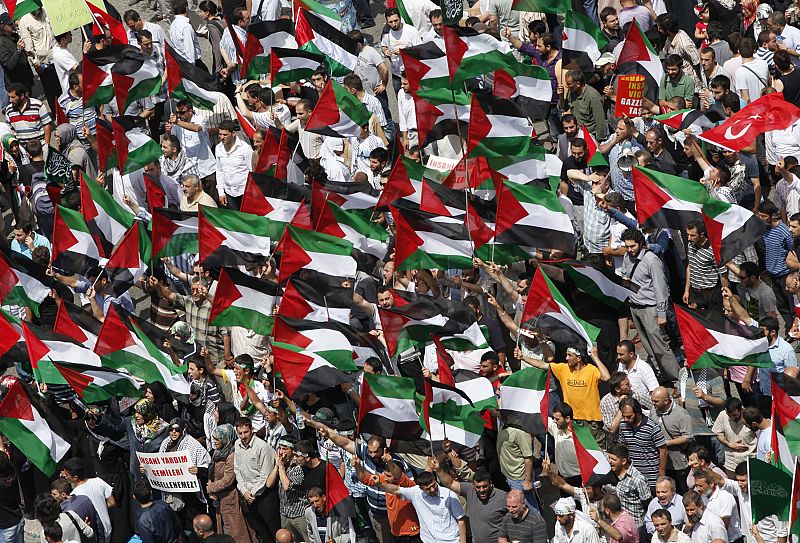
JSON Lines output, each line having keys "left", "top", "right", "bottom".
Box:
{"left": 762, "top": 222, "right": 793, "bottom": 277}
{"left": 75, "top": 278, "right": 135, "bottom": 315}
{"left": 10, "top": 232, "right": 51, "bottom": 259}
{"left": 759, "top": 336, "right": 797, "bottom": 396}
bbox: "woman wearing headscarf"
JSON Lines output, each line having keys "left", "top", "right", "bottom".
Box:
{"left": 126, "top": 398, "right": 169, "bottom": 480}
{"left": 144, "top": 382, "right": 179, "bottom": 423}
{"left": 2, "top": 134, "right": 30, "bottom": 169}
{"left": 207, "top": 423, "right": 256, "bottom": 543}
{"left": 158, "top": 418, "right": 211, "bottom": 526}
{"left": 54, "top": 123, "right": 96, "bottom": 177}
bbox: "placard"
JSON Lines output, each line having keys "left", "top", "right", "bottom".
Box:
{"left": 615, "top": 75, "right": 646, "bottom": 118}
{"left": 40, "top": 0, "right": 93, "bottom": 36}
{"left": 137, "top": 452, "right": 201, "bottom": 493}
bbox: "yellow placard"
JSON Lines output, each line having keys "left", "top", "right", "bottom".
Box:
{"left": 41, "top": 0, "right": 93, "bottom": 36}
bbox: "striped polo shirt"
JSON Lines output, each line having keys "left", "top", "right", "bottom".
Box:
{"left": 5, "top": 97, "right": 51, "bottom": 144}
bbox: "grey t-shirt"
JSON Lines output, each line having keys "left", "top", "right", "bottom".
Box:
{"left": 355, "top": 45, "right": 384, "bottom": 95}
{"left": 458, "top": 483, "right": 508, "bottom": 542}
{"left": 745, "top": 281, "right": 777, "bottom": 321}
{"left": 498, "top": 508, "right": 548, "bottom": 543}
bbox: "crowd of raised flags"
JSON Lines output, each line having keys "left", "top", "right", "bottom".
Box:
{"left": 0, "top": 0, "right": 800, "bottom": 541}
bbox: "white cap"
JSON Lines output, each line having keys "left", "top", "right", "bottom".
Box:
{"left": 553, "top": 497, "right": 577, "bottom": 515}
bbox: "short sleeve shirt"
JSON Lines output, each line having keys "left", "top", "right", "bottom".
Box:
{"left": 550, "top": 363, "right": 602, "bottom": 421}
{"left": 497, "top": 426, "right": 533, "bottom": 481}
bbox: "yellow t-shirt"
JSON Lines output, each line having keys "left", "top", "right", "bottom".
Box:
{"left": 550, "top": 362, "right": 602, "bottom": 422}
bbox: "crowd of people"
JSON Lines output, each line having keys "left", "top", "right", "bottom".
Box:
{"left": 0, "top": 0, "right": 797, "bottom": 541}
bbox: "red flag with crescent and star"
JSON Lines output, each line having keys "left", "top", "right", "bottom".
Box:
{"left": 698, "top": 92, "right": 800, "bottom": 151}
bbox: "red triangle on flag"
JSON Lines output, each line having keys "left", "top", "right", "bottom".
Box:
{"left": 21, "top": 322, "right": 50, "bottom": 367}
{"left": 145, "top": 175, "right": 166, "bottom": 212}
{"left": 325, "top": 459, "right": 355, "bottom": 516}
{"left": 94, "top": 305, "right": 137, "bottom": 358}
{"left": 673, "top": 305, "right": 719, "bottom": 368}
{"left": 197, "top": 207, "right": 227, "bottom": 264}
{"left": 0, "top": 377, "right": 34, "bottom": 421}
{"left": 50, "top": 207, "right": 81, "bottom": 266}
{"left": 277, "top": 229, "right": 313, "bottom": 283}
{"left": 208, "top": 268, "right": 243, "bottom": 323}
{"left": 0, "top": 253, "right": 18, "bottom": 302}
{"left": 521, "top": 268, "right": 563, "bottom": 323}
{"left": 54, "top": 303, "right": 90, "bottom": 345}
{"left": 273, "top": 345, "right": 316, "bottom": 397}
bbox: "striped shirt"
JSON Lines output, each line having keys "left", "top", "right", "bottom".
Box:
{"left": 279, "top": 464, "right": 308, "bottom": 518}
{"left": 58, "top": 92, "right": 96, "bottom": 143}
{"left": 607, "top": 465, "right": 651, "bottom": 526}
{"left": 687, "top": 241, "right": 725, "bottom": 289}
{"left": 763, "top": 222, "right": 793, "bottom": 277}
{"left": 357, "top": 441, "right": 411, "bottom": 515}
{"left": 618, "top": 417, "right": 666, "bottom": 489}
{"left": 5, "top": 97, "right": 51, "bottom": 143}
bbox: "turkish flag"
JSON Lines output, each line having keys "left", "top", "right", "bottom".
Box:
{"left": 699, "top": 92, "right": 800, "bottom": 151}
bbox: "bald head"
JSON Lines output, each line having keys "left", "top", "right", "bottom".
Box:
{"left": 506, "top": 489, "right": 527, "bottom": 518}
{"left": 276, "top": 529, "right": 295, "bottom": 543}
{"left": 651, "top": 386, "right": 672, "bottom": 413}
{"left": 192, "top": 514, "right": 214, "bottom": 538}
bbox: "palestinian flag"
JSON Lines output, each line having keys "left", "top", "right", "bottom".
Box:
{"left": 242, "top": 19, "right": 298, "bottom": 77}
{"left": 273, "top": 316, "right": 358, "bottom": 371}
{"left": 240, "top": 174, "right": 310, "bottom": 239}
{"left": 103, "top": 224, "right": 145, "bottom": 297}
{"left": 499, "top": 367, "right": 549, "bottom": 434}
{"left": 451, "top": 368, "right": 499, "bottom": 422}
{"left": 6, "top": 0, "right": 41, "bottom": 20}
{"left": 317, "top": 201, "right": 389, "bottom": 261}
{"left": 581, "top": 124, "right": 609, "bottom": 167}
{"left": 80, "top": 172, "right": 135, "bottom": 257}
{"left": 22, "top": 320, "right": 102, "bottom": 378}
{"left": 236, "top": 107, "right": 256, "bottom": 140}
{"left": 485, "top": 142, "right": 561, "bottom": 187}
{"left": 414, "top": 87, "right": 471, "bottom": 148}
{"left": 272, "top": 340, "right": 354, "bottom": 398}
{"left": 422, "top": 379, "right": 485, "bottom": 448}
{"left": 357, "top": 373, "right": 423, "bottom": 439}
{"left": 152, "top": 209, "right": 198, "bottom": 258}
{"left": 277, "top": 226, "right": 356, "bottom": 282}
{"left": 296, "top": 9, "right": 358, "bottom": 77}
{"left": 376, "top": 156, "right": 424, "bottom": 208}
{"left": 443, "top": 25, "right": 514, "bottom": 84}
{"left": 54, "top": 300, "right": 102, "bottom": 348}
{"left": 378, "top": 290, "right": 488, "bottom": 356}
{"left": 391, "top": 206, "right": 476, "bottom": 271}
{"left": 111, "top": 53, "right": 162, "bottom": 114}
{"left": 279, "top": 273, "right": 352, "bottom": 323}
{"left": 85, "top": 0, "right": 128, "bottom": 45}
{"left": 0, "top": 311, "right": 27, "bottom": 368}
{"left": 51, "top": 206, "right": 102, "bottom": 276}
{"left": 144, "top": 175, "right": 165, "bottom": 212}
{"left": 555, "top": 260, "right": 637, "bottom": 310}
{"left": 0, "top": 376, "right": 70, "bottom": 476}
{"left": 400, "top": 41, "right": 450, "bottom": 92}
{"left": 311, "top": 178, "right": 379, "bottom": 218}
{"left": 209, "top": 268, "right": 278, "bottom": 336}
{"left": 633, "top": 166, "right": 766, "bottom": 263}
{"left": 112, "top": 116, "right": 162, "bottom": 175}
{"left": 293, "top": 0, "right": 342, "bottom": 29}
{"left": 326, "top": 461, "right": 357, "bottom": 517}
{"left": 617, "top": 20, "right": 663, "bottom": 103}
{"left": 496, "top": 179, "right": 575, "bottom": 255}
{"left": 165, "top": 43, "right": 218, "bottom": 110}
{"left": 270, "top": 47, "right": 326, "bottom": 86}
{"left": 468, "top": 94, "right": 533, "bottom": 158}
{"left": 305, "top": 80, "right": 372, "bottom": 138}
{"left": 494, "top": 61, "right": 552, "bottom": 121}
{"left": 95, "top": 119, "right": 117, "bottom": 171}
{"left": 94, "top": 305, "right": 190, "bottom": 395}
{"left": 511, "top": 0, "right": 569, "bottom": 13}
{"left": 749, "top": 457, "right": 792, "bottom": 522}
{"left": 772, "top": 376, "right": 800, "bottom": 456}
{"left": 521, "top": 268, "right": 600, "bottom": 350}
{"left": 770, "top": 399, "right": 796, "bottom": 475}
{"left": 674, "top": 305, "right": 771, "bottom": 369}
{"left": 562, "top": 10, "right": 608, "bottom": 74}
{"left": 654, "top": 109, "right": 715, "bottom": 135}
{"left": 83, "top": 45, "right": 132, "bottom": 108}
{"left": 571, "top": 421, "right": 616, "bottom": 486}
{"left": 0, "top": 250, "right": 52, "bottom": 318}
{"left": 198, "top": 205, "right": 272, "bottom": 267}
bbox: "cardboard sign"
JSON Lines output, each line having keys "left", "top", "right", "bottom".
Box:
{"left": 137, "top": 452, "right": 201, "bottom": 493}
{"left": 41, "top": 0, "right": 93, "bottom": 36}
{"left": 615, "top": 75, "right": 646, "bottom": 118}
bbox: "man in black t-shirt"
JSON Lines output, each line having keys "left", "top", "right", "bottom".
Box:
{"left": 296, "top": 440, "right": 326, "bottom": 494}
{"left": 192, "top": 514, "right": 235, "bottom": 543}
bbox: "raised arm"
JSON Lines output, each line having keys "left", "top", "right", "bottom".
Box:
{"left": 317, "top": 425, "right": 356, "bottom": 455}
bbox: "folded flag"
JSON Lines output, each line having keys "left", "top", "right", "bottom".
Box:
{"left": 104, "top": 224, "right": 146, "bottom": 297}
{"left": 616, "top": 20, "right": 663, "bottom": 103}
{"left": 358, "top": 373, "right": 423, "bottom": 439}
{"left": 51, "top": 205, "right": 102, "bottom": 276}
{"left": 0, "top": 375, "right": 70, "bottom": 476}
{"left": 296, "top": 9, "right": 358, "bottom": 77}
{"left": 95, "top": 119, "right": 117, "bottom": 171}
{"left": 674, "top": 304, "right": 771, "bottom": 369}
{"left": 305, "top": 80, "right": 372, "bottom": 138}
{"left": 499, "top": 367, "right": 549, "bottom": 434}
{"left": 165, "top": 43, "right": 219, "bottom": 110}
{"left": 152, "top": 209, "right": 198, "bottom": 259}
{"left": 112, "top": 116, "right": 163, "bottom": 175}
{"left": 209, "top": 267, "right": 278, "bottom": 336}
{"left": 562, "top": 10, "right": 608, "bottom": 74}
{"left": 79, "top": 172, "right": 135, "bottom": 258}
{"left": 242, "top": 18, "right": 298, "bottom": 78}
{"left": 572, "top": 421, "right": 617, "bottom": 486}
{"left": 422, "top": 379, "right": 485, "bottom": 448}
{"left": 198, "top": 205, "right": 272, "bottom": 267}
{"left": 270, "top": 47, "right": 327, "bottom": 86}
{"left": 521, "top": 268, "right": 600, "bottom": 350}
{"left": 581, "top": 124, "right": 609, "bottom": 167}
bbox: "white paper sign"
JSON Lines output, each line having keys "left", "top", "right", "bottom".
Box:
{"left": 137, "top": 451, "right": 201, "bottom": 493}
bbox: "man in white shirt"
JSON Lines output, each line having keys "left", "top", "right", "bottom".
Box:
{"left": 682, "top": 491, "right": 727, "bottom": 543}
{"left": 735, "top": 38, "right": 770, "bottom": 103}
{"left": 53, "top": 31, "right": 79, "bottom": 94}
{"left": 123, "top": 10, "right": 166, "bottom": 60}
{"left": 165, "top": 100, "right": 217, "bottom": 182}
{"left": 616, "top": 339, "right": 659, "bottom": 398}
{"left": 553, "top": 497, "right": 600, "bottom": 543}
{"left": 61, "top": 458, "right": 115, "bottom": 543}
{"left": 422, "top": 9, "right": 444, "bottom": 42}
{"left": 380, "top": 8, "right": 420, "bottom": 94}
{"left": 250, "top": 0, "right": 281, "bottom": 22}
{"left": 692, "top": 471, "right": 741, "bottom": 543}
{"left": 215, "top": 120, "right": 253, "bottom": 209}
{"left": 397, "top": 72, "right": 417, "bottom": 148}
{"left": 169, "top": 0, "right": 201, "bottom": 65}
{"left": 769, "top": 11, "right": 800, "bottom": 67}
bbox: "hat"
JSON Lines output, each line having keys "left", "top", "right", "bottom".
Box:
{"left": 0, "top": 13, "right": 11, "bottom": 25}
{"left": 313, "top": 407, "right": 339, "bottom": 425}
{"left": 553, "top": 497, "right": 577, "bottom": 515}
{"left": 595, "top": 52, "right": 615, "bottom": 68}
